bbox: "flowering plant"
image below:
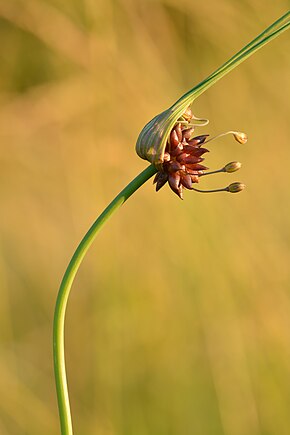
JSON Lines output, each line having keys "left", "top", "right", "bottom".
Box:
{"left": 53, "top": 12, "right": 290, "bottom": 435}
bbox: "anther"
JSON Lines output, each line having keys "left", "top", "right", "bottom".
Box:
{"left": 226, "top": 182, "right": 246, "bottom": 193}
{"left": 223, "top": 161, "right": 242, "bottom": 173}
{"left": 233, "top": 132, "right": 248, "bottom": 144}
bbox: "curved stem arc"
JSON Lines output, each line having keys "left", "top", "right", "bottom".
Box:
{"left": 53, "top": 164, "right": 157, "bottom": 435}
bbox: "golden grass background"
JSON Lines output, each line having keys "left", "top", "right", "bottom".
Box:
{"left": 0, "top": 1, "right": 290, "bottom": 434}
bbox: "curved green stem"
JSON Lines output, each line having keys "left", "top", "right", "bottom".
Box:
{"left": 53, "top": 12, "right": 290, "bottom": 434}
{"left": 171, "top": 11, "right": 290, "bottom": 113}
{"left": 53, "top": 164, "right": 157, "bottom": 435}
{"left": 137, "top": 11, "right": 290, "bottom": 169}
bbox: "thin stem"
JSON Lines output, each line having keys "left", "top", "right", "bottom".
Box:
{"left": 150, "top": 12, "right": 290, "bottom": 167}
{"left": 53, "top": 165, "right": 157, "bottom": 435}
{"left": 203, "top": 131, "right": 237, "bottom": 145}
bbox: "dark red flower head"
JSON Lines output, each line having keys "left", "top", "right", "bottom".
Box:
{"left": 153, "top": 122, "right": 209, "bottom": 199}
{"left": 152, "top": 107, "right": 247, "bottom": 199}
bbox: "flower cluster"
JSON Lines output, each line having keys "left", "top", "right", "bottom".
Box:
{"left": 154, "top": 123, "right": 208, "bottom": 199}
{"left": 153, "top": 108, "right": 246, "bottom": 199}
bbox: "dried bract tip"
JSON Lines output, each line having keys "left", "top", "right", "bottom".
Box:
{"left": 227, "top": 182, "right": 246, "bottom": 193}
{"left": 224, "top": 161, "right": 242, "bottom": 173}
{"left": 233, "top": 131, "right": 248, "bottom": 144}
{"left": 181, "top": 107, "right": 193, "bottom": 122}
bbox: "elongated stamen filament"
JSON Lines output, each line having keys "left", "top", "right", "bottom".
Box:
{"left": 204, "top": 131, "right": 247, "bottom": 145}
{"left": 191, "top": 114, "right": 209, "bottom": 127}
{"left": 200, "top": 161, "right": 242, "bottom": 177}
{"left": 193, "top": 182, "right": 245, "bottom": 193}
{"left": 179, "top": 114, "right": 209, "bottom": 128}
{"left": 199, "top": 168, "right": 224, "bottom": 177}
{"left": 192, "top": 186, "right": 229, "bottom": 193}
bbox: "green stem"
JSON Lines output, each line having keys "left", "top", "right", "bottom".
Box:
{"left": 53, "top": 164, "right": 157, "bottom": 435}
{"left": 143, "top": 11, "right": 290, "bottom": 168}
{"left": 171, "top": 10, "right": 290, "bottom": 112}
{"left": 54, "top": 11, "right": 290, "bottom": 434}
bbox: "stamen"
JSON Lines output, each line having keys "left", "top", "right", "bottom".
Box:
{"left": 200, "top": 161, "right": 242, "bottom": 177}
{"left": 203, "top": 131, "right": 248, "bottom": 145}
{"left": 193, "top": 182, "right": 245, "bottom": 194}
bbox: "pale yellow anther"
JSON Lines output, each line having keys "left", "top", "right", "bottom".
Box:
{"left": 227, "top": 182, "right": 246, "bottom": 193}
{"left": 233, "top": 132, "right": 248, "bottom": 144}
{"left": 224, "top": 161, "right": 242, "bottom": 173}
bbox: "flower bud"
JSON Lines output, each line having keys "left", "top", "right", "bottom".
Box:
{"left": 224, "top": 161, "right": 242, "bottom": 173}
{"left": 233, "top": 131, "right": 248, "bottom": 144}
{"left": 135, "top": 106, "right": 194, "bottom": 169}
{"left": 135, "top": 109, "right": 170, "bottom": 168}
{"left": 227, "top": 182, "right": 246, "bottom": 193}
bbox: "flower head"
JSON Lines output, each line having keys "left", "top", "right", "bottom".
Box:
{"left": 153, "top": 123, "right": 208, "bottom": 199}
{"left": 149, "top": 107, "right": 246, "bottom": 199}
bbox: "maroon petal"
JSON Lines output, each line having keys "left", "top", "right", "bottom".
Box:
{"left": 155, "top": 172, "right": 168, "bottom": 191}
{"left": 176, "top": 152, "right": 188, "bottom": 163}
{"left": 182, "top": 147, "right": 209, "bottom": 157}
{"left": 183, "top": 156, "right": 203, "bottom": 164}
{"left": 180, "top": 173, "right": 193, "bottom": 189}
{"left": 168, "top": 173, "right": 182, "bottom": 198}
{"left": 153, "top": 171, "right": 165, "bottom": 184}
{"left": 156, "top": 174, "right": 168, "bottom": 192}
{"left": 153, "top": 172, "right": 160, "bottom": 184}
{"left": 194, "top": 148, "right": 209, "bottom": 157}
{"left": 187, "top": 163, "right": 208, "bottom": 171}
{"left": 168, "top": 161, "right": 184, "bottom": 172}
{"left": 182, "top": 145, "right": 199, "bottom": 153}
{"left": 182, "top": 128, "right": 194, "bottom": 141}
{"left": 170, "top": 129, "right": 179, "bottom": 149}
{"left": 188, "top": 135, "right": 209, "bottom": 146}
{"left": 170, "top": 143, "right": 183, "bottom": 157}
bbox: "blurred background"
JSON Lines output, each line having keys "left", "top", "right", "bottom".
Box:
{"left": 0, "top": 1, "right": 290, "bottom": 434}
